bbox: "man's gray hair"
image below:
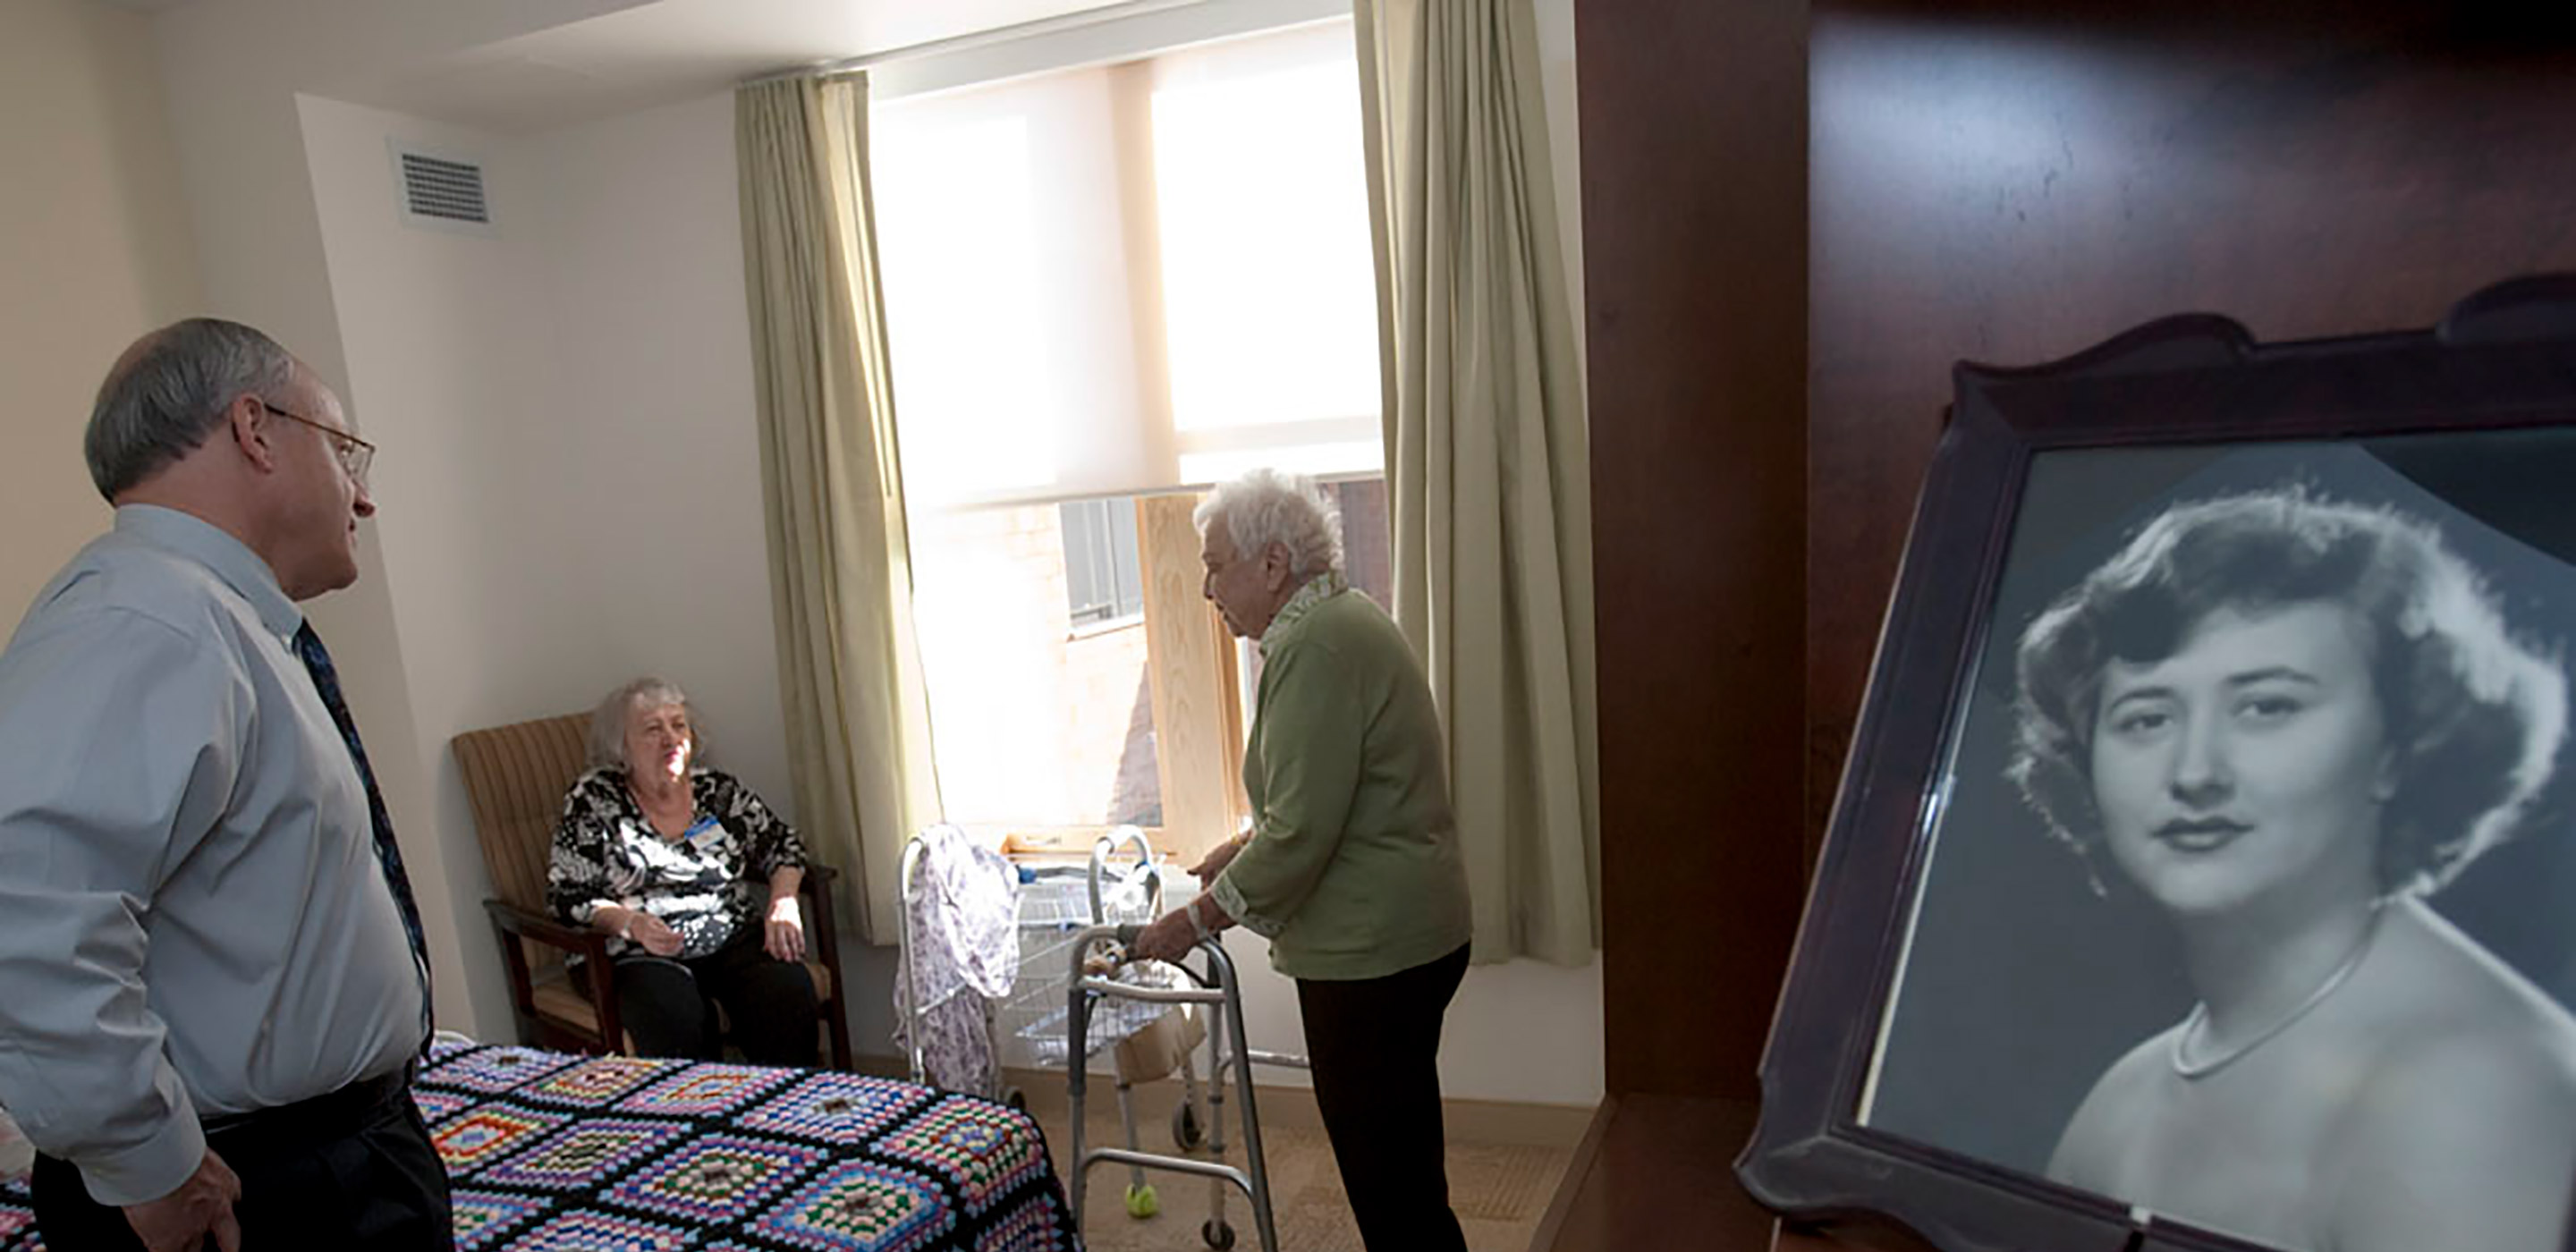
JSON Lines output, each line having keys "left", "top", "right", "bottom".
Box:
{"left": 588, "top": 676, "right": 707, "bottom": 769}
{"left": 86, "top": 317, "right": 300, "bottom": 501}
{"left": 1193, "top": 468, "right": 1344, "bottom": 580}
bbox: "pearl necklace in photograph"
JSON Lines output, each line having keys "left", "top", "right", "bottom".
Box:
{"left": 2169, "top": 908, "right": 2382, "bottom": 1080}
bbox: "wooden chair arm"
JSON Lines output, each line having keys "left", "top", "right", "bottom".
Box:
{"left": 485, "top": 899, "right": 613, "bottom": 961}
{"left": 799, "top": 866, "right": 843, "bottom": 965}
{"left": 794, "top": 865, "right": 852, "bottom": 1069}
{"left": 483, "top": 899, "right": 623, "bottom": 1051}
{"left": 483, "top": 868, "right": 846, "bottom": 1065}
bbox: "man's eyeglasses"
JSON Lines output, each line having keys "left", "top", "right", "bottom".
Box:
{"left": 258, "top": 399, "right": 375, "bottom": 487}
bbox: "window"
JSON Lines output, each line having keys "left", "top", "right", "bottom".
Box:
{"left": 873, "top": 19, "right": 1385, "bottom": 854}
{"left": 906, "top": 498, "right": 1168, "bottom": 831}
{"left": 1059, "top": 498, "right": 1144, "bottom": 627}
{"left": 1324, "top": 479, "right": 1394, "bottom": 613}
{"left": 871, "top": 18, "right": 1378, "bottom": 509}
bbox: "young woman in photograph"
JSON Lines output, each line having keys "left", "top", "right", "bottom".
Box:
{"left": 2011, "top": 485, "right": 2576, "bottom": 1252}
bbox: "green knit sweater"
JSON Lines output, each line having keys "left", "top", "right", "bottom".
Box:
{"left": 1209, "top": 575, "right": 1472, "bottom": 980}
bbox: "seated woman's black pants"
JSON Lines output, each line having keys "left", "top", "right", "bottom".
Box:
{"left": 1295, "top": 942, "right": 1472, "bottom": 1252}
{"left": 614, "top": 930, "right": 819, "bottom": 1067}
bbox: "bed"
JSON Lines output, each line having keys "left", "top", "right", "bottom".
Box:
{"left": 0, "top": 1037, "right": 1081, "bottom": 1251}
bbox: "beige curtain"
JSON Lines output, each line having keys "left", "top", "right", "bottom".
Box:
{"left": 1355, "top": 0, "right": 1599, "bottom": 966}
{"left": 736, "top": 75, "right": 942, "bottom": 946}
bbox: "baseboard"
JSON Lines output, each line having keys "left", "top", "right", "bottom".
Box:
{"left": 849, "top": 1052, "right": 1596, "bottom": 1150}
{"left": 1526, "top": 1093, "right": 1617, "bottom": 1251}
{"left": 999, "top": 1064, "right": 1595, "bottom": 1149}
{"left": 850, "top": 1052, "right": 910, "bottom": 1079}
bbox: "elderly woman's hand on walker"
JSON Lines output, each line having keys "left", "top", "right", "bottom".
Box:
{"left": 1133, "top": 894, "right": 1226, "bottom": 965}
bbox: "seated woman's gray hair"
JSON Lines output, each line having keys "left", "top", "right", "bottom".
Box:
{"left": 1193, "top": 468, "right": 1344, "bottom": 579}
{"left": 588, "top": 675, "right": 703, "bottom": 768}
{"left": 2009, "top": 485, "right": 2568, "bottom": 895}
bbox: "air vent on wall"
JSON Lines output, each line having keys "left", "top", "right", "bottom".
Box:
{"left": 391, "top": 145, "right": 495, "bottom": 233}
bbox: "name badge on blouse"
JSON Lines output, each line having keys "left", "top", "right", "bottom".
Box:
{"left": 682, "top": 816, "right": 724, "bottom": 849}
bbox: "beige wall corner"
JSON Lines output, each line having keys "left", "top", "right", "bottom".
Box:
{"left": 0, "top": 0, "right": 205, "bottom": 613}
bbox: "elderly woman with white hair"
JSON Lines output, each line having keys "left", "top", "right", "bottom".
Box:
{"left": 1131, "top": 469, "right": 1474, "bottom": 1252}
{"left": 546, "top": 676, "right": 820, "bottom": 1066}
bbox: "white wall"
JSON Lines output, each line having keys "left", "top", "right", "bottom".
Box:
{"left": 148, "top": 0, "right": 768, "bottom": 1050}
{"left": 514, "top": 93, "right": 793, "bottom": 809}
{"left": 294, "top": 89, "right": 797, "bottom": 1042}
{"left": 151, "top": 0, "right": 470, "bottom": 1040}
{"left": 298, "top": 95, "right": 569, "bottom": 1041}
{"left": 1208, "top": 927, "right": 1605, "bottom": 1106}
{"left": 0, "top": 0, "right": 203, "bottom": 613}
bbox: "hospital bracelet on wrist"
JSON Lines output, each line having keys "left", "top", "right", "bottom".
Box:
{"left": 1187, "top": 897, "right": 1213, "bottom": 944}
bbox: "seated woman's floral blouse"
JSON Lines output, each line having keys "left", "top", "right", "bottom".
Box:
{"left": 547, "top": 766, "right": 809, "bottom": 960}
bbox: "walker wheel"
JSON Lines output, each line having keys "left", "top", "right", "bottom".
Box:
{"left": 1172, "top": 1100, "right": 1205, "bottom": 1150}
{"left": 1200, "top": 1217, "right": 1236, "bottom": 1249}
{"left": 1003, "top": 1086, "right": 1028, "bottom": 1112}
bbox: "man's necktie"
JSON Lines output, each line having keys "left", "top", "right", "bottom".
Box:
{"left": 292, "top": 621, "right": 434, "bottom": 1045}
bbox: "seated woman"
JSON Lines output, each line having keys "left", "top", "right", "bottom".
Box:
{"left": 546, "top": 676, "right": 819, "bottom": 1066}
{"left": 2015, "top": 486, "right": 2576, "bottom": 1252}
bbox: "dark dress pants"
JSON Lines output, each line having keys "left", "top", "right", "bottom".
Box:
{"left": 1294, "top": 942, "right": 1472, "bottom": 1252}
{"left": 31, "top": 1067, "right": 453, "bottom": 1251}
{"left": 612, "top": 929, "right": 819, "bottom": 1067}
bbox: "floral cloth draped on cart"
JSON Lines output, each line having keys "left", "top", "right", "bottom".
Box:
{"left": 893, "top": 825, "right": 1021, "bottom": 1095}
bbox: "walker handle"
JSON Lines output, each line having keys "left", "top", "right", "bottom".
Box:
{"left": 1090, "top": 826, "right": 1162, "bottom": 922}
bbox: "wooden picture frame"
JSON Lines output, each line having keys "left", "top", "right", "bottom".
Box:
{"left": 1740, "top": 275, "right": 2576, "bottom": 1252}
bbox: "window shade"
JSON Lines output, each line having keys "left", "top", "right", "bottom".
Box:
{"left": 870, "top": 18, "right": 1382, "bottom": 511}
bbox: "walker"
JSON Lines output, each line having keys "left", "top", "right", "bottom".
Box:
{"left": 996, "top": 829, "right": 1219, "bottom": 1221}
{"left": 1064, "top": 918, "right": 1310, "bottom": 1252}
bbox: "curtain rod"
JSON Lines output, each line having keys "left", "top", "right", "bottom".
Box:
{"left": 741, "top": 0, "right": 1213, "bottom": 87}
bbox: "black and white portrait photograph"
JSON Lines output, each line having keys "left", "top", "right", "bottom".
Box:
{"left": 1858, "top": 436, "right": 2576, "bottom": 1252}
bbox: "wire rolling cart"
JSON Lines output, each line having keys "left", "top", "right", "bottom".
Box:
{"left": 1001, "top": 830, "right": 1224, "bottom": 1222}
{"left": 1066, "top": 915, "right": 1311, "bottom": 1252}
{"left": 898, "top": 827, "right": 1234, "bottom": 1223}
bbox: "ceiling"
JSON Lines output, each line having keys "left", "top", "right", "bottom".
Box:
{"left": 113, "top": 0, "right": 1148, "bottom": 133}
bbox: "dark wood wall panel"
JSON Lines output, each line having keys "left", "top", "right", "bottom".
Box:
{"left": 1563, "top": 0, "right": 2576, "bottom": 1245}
{"left": 1806, "top": 0, "right": 2576, "bottom": 858}
{"left": 1579, "top": 0, "right": 1811, "bottom": 1099}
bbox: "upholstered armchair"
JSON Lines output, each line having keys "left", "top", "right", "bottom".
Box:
{"left": 451, "top": 713, "right": 853, "bottom": 1069}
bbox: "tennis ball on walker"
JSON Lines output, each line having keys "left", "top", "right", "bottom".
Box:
{"left": 1124, "top": 1182, "right": 1159, "bottom": 1219}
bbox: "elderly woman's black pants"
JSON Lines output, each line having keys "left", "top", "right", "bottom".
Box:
{"left": 612, "top": 931, "right": 819, "bottom": 1067}
{"left": 1294, "top": 942, "right": 1472, "bottom": 1252}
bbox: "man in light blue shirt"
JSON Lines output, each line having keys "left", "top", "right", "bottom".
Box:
{"left": 0, "top": 319, "right": 447, "bottom": 1251}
